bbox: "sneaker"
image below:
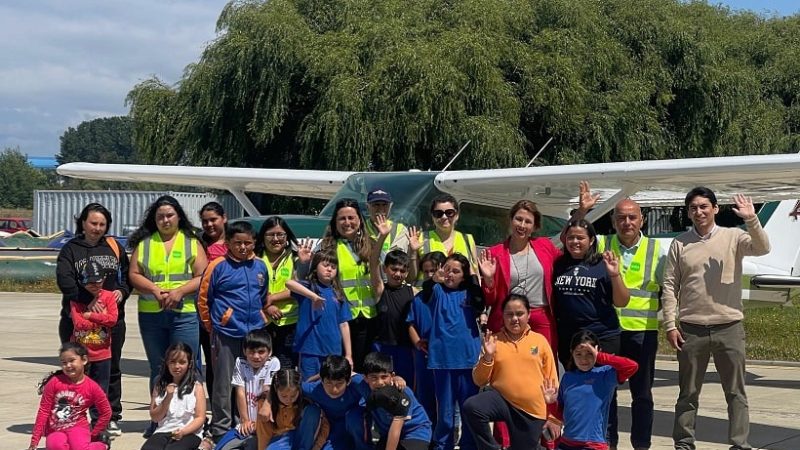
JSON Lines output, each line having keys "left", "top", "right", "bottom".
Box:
{"left": 106, "top": 420, "right": 122, "bottom": 437}
{"left": 98, "top": 432, "right": 112, "bottom": 449}
{"left": 142, "top": 421, "right": 157, "bottom": 439}
{"left": 198, "top": 436, "right": 215, "bottom": 450}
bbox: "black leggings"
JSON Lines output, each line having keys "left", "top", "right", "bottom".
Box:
{"left": 141, "top": 432, "right": 201, "bottom": 450}
{"left": 463, "top": 388, "right": 545, "bottom": 450}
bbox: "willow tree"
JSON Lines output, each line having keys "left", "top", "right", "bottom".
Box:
{"left": 127, "top": 0, "right": 799, "bottom": 171}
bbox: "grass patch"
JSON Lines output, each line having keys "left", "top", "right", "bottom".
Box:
{"left": 0, "top": 277, "right": 59, "bottom": 293}
{"left": 657, "top": 299, "right": 800, "bottom": 362}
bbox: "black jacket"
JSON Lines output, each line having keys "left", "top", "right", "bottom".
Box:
{"left": 56, "top": 234, "right": 131, "bottom": 319}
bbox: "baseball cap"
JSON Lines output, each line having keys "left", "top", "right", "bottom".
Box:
{"left": 367, "top": 187, "right": 392, "bottom": 203}
{"left": 81, "top": 261, "right": 105, "bottom": 284}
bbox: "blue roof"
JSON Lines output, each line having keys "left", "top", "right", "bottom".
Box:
{"left": 27, "top": 156, "right": 58, "bottom": 170}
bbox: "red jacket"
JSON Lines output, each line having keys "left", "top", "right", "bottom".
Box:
{"left": 482, "top": 237, "right": 561, "bottom": 332}
{"left": 71, "top": 289, "right": 118, "bottom": 362}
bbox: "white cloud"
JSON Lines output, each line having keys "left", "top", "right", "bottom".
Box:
{"left": 0, "top": 0, "right": 227, "bottom": 156}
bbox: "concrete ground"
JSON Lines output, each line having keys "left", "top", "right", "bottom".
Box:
{"left": 2, "top": 293, "right": 799, "bottom": 450}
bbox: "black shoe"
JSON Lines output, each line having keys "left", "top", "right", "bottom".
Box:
{"left": 142, "top": 421, "right": 157, "bottom": 438}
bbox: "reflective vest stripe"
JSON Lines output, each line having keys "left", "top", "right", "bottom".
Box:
{"left": 419, "top": 231, "right": 477, "bottom": 273}
{"left": 137, "top": 232, "right": 197, "bottom": 314}
{"left": 599, "top": 235, "right": 660, "bottom": 331}
{"left": 264, "top": 253, "right": 298, "bottom": 326}
{"left": 336, "top": 240, "right": 376, "bottom": 318}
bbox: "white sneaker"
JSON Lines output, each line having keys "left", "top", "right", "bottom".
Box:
{"left": 106, "top": 420, "right": 122, "bottom": 437}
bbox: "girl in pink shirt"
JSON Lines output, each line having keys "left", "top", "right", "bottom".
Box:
{"left": 29, "top": 342, "right": 111, "bottom": 450}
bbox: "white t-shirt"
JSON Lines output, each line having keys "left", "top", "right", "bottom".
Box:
{"left": 231, "top": 357, "right": 281, "bottom": 420}
{"left": 154, "top": 381, "right": 202, "bottom": 437}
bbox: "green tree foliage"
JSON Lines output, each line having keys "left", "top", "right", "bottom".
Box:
{"left": 58, "top": 116, "right": 137, "bottom": 165}
{"left": 127, "top": 0, "right": 800, "bottom": 171}
{"left": 0, "top": 148, "right": 50, "bottom": 208}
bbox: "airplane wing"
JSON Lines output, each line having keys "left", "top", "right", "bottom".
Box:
{"left": 57, "top": 163, "right": 354, "bottom": 200}
{"left": 435, "top": 153, "right": 800, "bottom": 215}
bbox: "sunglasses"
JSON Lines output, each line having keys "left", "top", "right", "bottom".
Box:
{"left": 432, "top": 209, "right": 457, "bottom": 219}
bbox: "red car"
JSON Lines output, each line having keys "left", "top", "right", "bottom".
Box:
{"left": 0, "top": 217, "right": 32, "bottom": 233}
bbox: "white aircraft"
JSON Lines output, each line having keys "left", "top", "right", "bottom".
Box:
{"left": 58, "top": 153, "right": 800, "bottom": 306}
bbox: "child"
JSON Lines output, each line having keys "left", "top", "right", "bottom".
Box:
{"left": 547, "top": 330, "right": 638, "bottom": 450}
{"left": 197, "top": 221, "right": 270, "bottom": 441}
{"left": 70, "top": 261, "right": 118, "bottom": 422}
{"left": 301, "top": 355, "right": 372, "bottom": 450}
{"left": 427, "top": 253, "right": 485, "bottom": 450}
{"left": 363, "top": 352, "right": 432, "bottom": 450}
{"left": 370, "top": 216, "right": 415, "bottom": 384}
{"left": 215, "top": 329, "right": 281, "bottom": 450}
{"left": 257, "top": 368, "right": 330, "bottom": 450}
{"left": 29, "top": 342, "right": 111, "bottom": 450}
{"left": 142, "top": 342, "right": 207, "bottom": 450}
{"left": 405, "top": 251, "right": 445, "bottom": 425}
{"left": 292, "top": 251, "right": 353, "bottom": 381}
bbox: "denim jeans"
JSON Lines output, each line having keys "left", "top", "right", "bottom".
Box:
{"left": 138, "top": 310, "right": 199, "bottom": 391}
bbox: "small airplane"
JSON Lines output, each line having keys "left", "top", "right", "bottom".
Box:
{"left": 58, "top": 152, "right": 800, "bottom": 306}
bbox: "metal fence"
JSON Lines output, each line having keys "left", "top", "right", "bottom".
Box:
{"left": 33, "top": 190, "right": 243, "bottom": 236}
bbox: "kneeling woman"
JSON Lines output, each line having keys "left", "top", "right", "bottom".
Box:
{"left": 463, "top": 294, "right": 559, "bottom": 450}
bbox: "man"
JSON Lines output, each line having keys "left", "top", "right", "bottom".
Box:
{"left": 571, "top": 181, "right": 665, "bottom": 450}
{"left": 365, "top": 187, "right": 411, "bottom": 261}
{"left": 663, "top": 187, "right": 769, "bottom": 450}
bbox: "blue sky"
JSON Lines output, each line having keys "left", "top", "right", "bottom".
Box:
{"left": 1, "top": 1, "right": 797, "bottom": 158}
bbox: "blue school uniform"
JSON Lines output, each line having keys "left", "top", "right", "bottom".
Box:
{"left": 406, "top": 290, "right": 436, "bottom": 424}
{"left": 293, "top": 281, "right": 353, "bottom": 380}
{"left": 558, "top": 365, "right": 620, "bottom": 446}
{"left": 367, "top": 385, "right": 432, "bottom": 443}
{"left": 302, "top": 374, "right": 371, "bottom": 450}
{"left": 427, "top": 283, "right": 480, "bottom": 450}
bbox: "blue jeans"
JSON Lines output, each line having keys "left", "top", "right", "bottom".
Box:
{"left": 620, "top": 330, "right": 658, "bottom": 449}
{"left": 138, "top": 310, "right": 199, "bottom": 390}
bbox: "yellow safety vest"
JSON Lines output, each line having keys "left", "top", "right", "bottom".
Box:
{"left": 137, "top": 231, "right": 199, "bottom": 314}
{"left": 598, "top": 235, "right": 660, "bottom": 331}
{"left": 263, "top": 252, "right": 298, "bottom": 326}
{"left": 418, "top": 230, "right": 477, "bottom": 277}
{"left": 366, "top": 219, "right": 407, "bottom": 262}
{"left": 336, "top": 240, "right": 376, "bottom": 319}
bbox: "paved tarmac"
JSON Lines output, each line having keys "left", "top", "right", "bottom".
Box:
{"left": 2, "top": 293, "right": 799, "bottom": 450}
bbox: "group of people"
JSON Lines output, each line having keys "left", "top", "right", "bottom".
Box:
{"left": 29, "top": 180, "right": 768, "bottom": 450}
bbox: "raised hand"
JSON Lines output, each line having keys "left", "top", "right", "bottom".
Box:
{"left": 478, "top": 249, "right": 497, "bottom": 280}
{"left": 541, "top": 378, "right": 558, "bottom": 404}
{"left": 732, "top": 194, "right": 756, "bottom": 220}
{"left": 578, "top": 180, "right": 600, "bottom": 212}
{"left": 374, "top": 214, "right": 392, "bottom": 237}
{"left": 407, "top": 226, "right": 422, "bottom": 253}
{"left": 603, "top": 251, "right": 620, "bottom": 277}
{"left": 482, "top": 331, "right": 497, "bottom": 360}
{"left": 296, "top": 238, "right": 314, "bottom": 264}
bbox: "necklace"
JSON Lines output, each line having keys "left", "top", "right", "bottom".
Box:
{"left": 510, "top": 246, "right": 530, "bottom": 290}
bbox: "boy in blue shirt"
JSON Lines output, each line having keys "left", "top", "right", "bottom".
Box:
{"left": 363, "top": 352, "right": 432, "bottom": 450}
{"left": 301, "top": 355, "right": 372, "bottom": 450}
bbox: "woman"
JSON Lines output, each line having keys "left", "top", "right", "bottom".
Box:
{"left": 463, "top": 294, "right": 559, "bottom": 450}
{"left": 255, "top": 216, "right": 313, "bottom": 369}
{"left": 477, "top": 200, "right": 561, "bottom": 449}
{"left": 198, "top": 202, "right": 227, "bottom": 402}
{"left": 128, "top": 195, "right": 208, "bottom": 391}
{"left": 553, "top": 219, "right": 629, "bottom": 449}
{"left": 479, "top": 200, "right": 560, "bottom": 346}
{"left": 317, "top": 198, "right": 374, "bottom": 373}
{"left": 416, "top": 194, "right": 478, "bottom": 280}
{"left": 56, "top": 202, "right": 129, "bottom": 436}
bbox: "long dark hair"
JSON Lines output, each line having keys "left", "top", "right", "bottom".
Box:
{"left": 557, "top": 219, "right": 602, "bottom": 265}
{"left": 269, "top": 369, "right": 306, "bottom": 426}
{"left": 74, "top": 203, "right": 112, "bottom": 235}
{"left": 38, "top": 342, "right": 89, "bottom": 395}
{"left": 255, "top": 216, "right": 299, "bottom": 258}
{"left": 320, "top": 199, "right": 371, "bottom": 262}
{"left": 128, "top": 195, "right": 201, "bottom": 249}
{"left": 444, "top": 253, "right": 485, "bottom": 316}
{"left": 307, "top": 250, "right": 344, "bottom": 302}
{"left": 199, "top": 201, "right": 226, "bottom": 246}
{"left": 154, "top": 342, "right": 198, "bottom": 399}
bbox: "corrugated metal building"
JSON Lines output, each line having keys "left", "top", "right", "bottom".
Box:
{"left": 33, "top": 190, "right": 243, "bottom": 236}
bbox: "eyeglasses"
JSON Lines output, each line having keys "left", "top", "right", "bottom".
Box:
{"left": 431, "top": 209, "right": 457, "bottom": 219}
{"left": 265, "top": 232, "right": 287, "bottom": 240}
